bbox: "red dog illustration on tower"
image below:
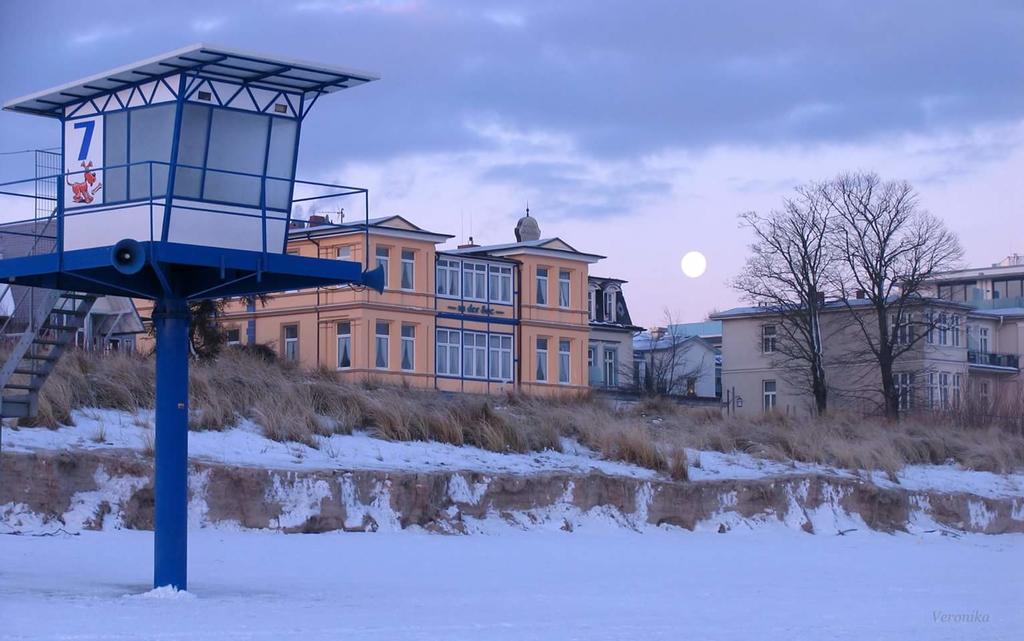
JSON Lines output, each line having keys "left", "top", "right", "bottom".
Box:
{"left": 66, "top": 160, "right": 102, "bottom": 204}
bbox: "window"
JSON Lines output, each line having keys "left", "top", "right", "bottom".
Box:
{"left": 604, "top": 289, "right": 616, "bottom": 322}
{"left": 686, "top": 377, "right": 697, "bottom": 396}
{"left": 400, "top": 324, "right": 415, "bottom": 371}
{"left": 762, "top": 380, "right": 777, "bottom": 412}
{"left": 895, "top": 372, "right": 914, "bottom": 411}
{"left": 536, "top": 268, "right": 548, "bottom": 306}
{"left": 925, "top": 311, "right": 934, "bottom": 344}
{"left": 952, "top": 373, "right": 962, "bottom": 408}
{"left": 536, "top": 338, "right": 548, "bottom": 382}
{"left": 488, "top": 264, "right": 513, "bottom": 304}
{"left": 225, "top": 328, "right": 241, "bottom": 346}
{"left": 375, "top": 247, "right": 390, "bottom": 289}
{"left": 375, "top": 321, "right": 390, "bottom": 369}
{"left": 463, "top": 262, "right": 487, "bottom": 301}
{"left": 979, "top": 327, "right": 990, "bottom": 353}
{"left": 558, "top": 270, "right": 571, "bottom": 308}
{"left": 283, "top": 324, "right": 299, "bottom": 361}
{"left": 335, "top": 246, "right": 351, "bottom": 261}
{"left": 762, "top": 324, "right": 777, "bottom": 354}
{"left": 588, "top": 347, "right": 596, "bottom": 373}
{"left": 400, "top": 249, "right": 415, "bottom": 290}
{"left": 436, "top": 328, "right": 461, "bottom": 376}
{"left": 978, "top": 379, "right": 991, "bottom": 404}
{"left": 558, "top": 339, "right": 571, "bottom": 384}
{"left": 463, "top": 332, "right": 487, "bottom": 378}
{"left": 436, "top": 259, "right": 461, "bottom": 298}
{"left": 951, "top": 315, "right": 961, "bottom": 347}
{"left": 891, "top": 313, "right": 913, "bottom": 346}
{"left": 926, "top": 372, "right": 937, "bottom": 409}
{"left": 603, "top": 348, "right": 617, "bottom": 387}
{"left": 587, "top": 288, "right": 596, "bottom": 321}
{"left": 488, "top": 334, "right": 513, "bottom": 382}
{"left": 336, "top": 322, "right": 352, "bottom": 369}
{"left": 938, "top": 312, "right": 948, "bottom": 346}
{"left": 939, "top": 372, "right": 950, "bottom": 408}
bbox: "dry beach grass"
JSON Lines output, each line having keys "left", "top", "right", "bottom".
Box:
{"left": 25, "top": 348, "right": 1024, "bottom": 476}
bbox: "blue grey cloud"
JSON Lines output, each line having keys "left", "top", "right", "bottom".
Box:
{"left": 1, "top": 0, "right": 1021, "bottom": 204}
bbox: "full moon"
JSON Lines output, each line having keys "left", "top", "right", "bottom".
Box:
{"left": 680, "top": 251, "right": 707, "bottom": 278}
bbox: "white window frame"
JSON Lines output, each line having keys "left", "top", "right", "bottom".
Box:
{"left": 927, "top": 372, "right": 937, "bottom": 409}
{"left": 335, "top": 245, "right": 351, "bottom": 261}
{"left": 603, "top": 347, "right": 617, "bottom": 387}
{"left": 938, "top": 312, "right": 949, "bottom": 346}
{"left": 558, "top": 339, "right": 571, "bottom": 384}
{"left": 400, "top": 249, "right": 415, "bottom": 291}
{"left": 488, "top": 264, "right": 513, "bottom": 304}
{"left": 587, "top": 287, "right": 596, "bottom": 321}
{"left": 375, "top": 246, "right": 390, "bottom": 289}
{"left": 400, "top": 324, "right": 415, "bottom": 371}
{"left": 436, "top": 258, "right": 461, "bottom": 298}
{"left": 488, "top": 334, "right": 514, "bottom": 382}
{"left": 895, "top": 372, "right": 913, "bottom": 411}
{"left": 225, "top": 327, "right": 241, "bottom": 346}
{"left": 604, "top": 288, "right": 616, "bottom": 322}
{"left": 939, "top": 371, "right": 950, "bottom": 408}
{"left": 762, "top": 380, "right": 777, "bottom": 412}
{"left": 979, "top": 326, "right": 989, "bottom": 353}
{"left": 436, "top": 328, "right": 461, "bottom": 376}
{"left": 463, "top": 262, "right": 488, "bottom": 302}
{"left": 283, "top": 324, "right": 299, "bottom": 361}
{"left": 375, "top": 321, "right": 390, "bottom": 369}
{"left": 762, "top": 324, "right": 777, "bottom": 354}
{"left": 463, "top": 331, "right": 488, "bottom": 379}
{"left": 536, "top": 268, "right": 548, "bottom": 306}
{"left": 536, "top": 338, "right": 548, "bottom": 382}
{"left": 952, "top": 372, "right": 962, "bottom": 408}
{"left": 951, "top": 315, "right": 961, "bottom": 348}
{"left": 558, "top": 270, "right": 571, "bottom": 308}
{"left": 336, "top": 321, "right": 351, "bottom": 369}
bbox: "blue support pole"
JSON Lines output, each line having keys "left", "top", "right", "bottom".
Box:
{"left": 153, "top": 297, "right": 190, "bottom": 590}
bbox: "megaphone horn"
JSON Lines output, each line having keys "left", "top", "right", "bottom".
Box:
{"left": 361, "top": 264, "right": 385, "bottom": 294}
{"left": 111, "top": 238, "right": 146, "bottom": 275}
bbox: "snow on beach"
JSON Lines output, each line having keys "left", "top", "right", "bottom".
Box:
{"left": 3, "top": 408, "right": 1024, "bottom": 499}
{"left": 1, "top": 527, "right": 1021, "bottom": 641}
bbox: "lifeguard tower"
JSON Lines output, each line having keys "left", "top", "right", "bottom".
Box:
{"left": 0, "top": 44, "right": 384, "bottom": 590}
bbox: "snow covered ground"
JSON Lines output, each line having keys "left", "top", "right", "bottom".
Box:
{"left": 4, "top": 408, "right": 1024, "bottom": 498}
{"left": 1, "top": 528, "right": 1021, "bottom": 640}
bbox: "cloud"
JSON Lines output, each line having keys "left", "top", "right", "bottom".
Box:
{"left": 483, "top": 9, "right": 526, "bottom": 29}
{"left": 67, "top": 25, "right": 133, "bottom": 47}
{"left": 191, "top": 17, "right": 226, "bottom": 34}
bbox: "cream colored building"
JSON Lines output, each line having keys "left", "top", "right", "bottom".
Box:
{"left": 712, "top": 298, "right": 980, "bottom": 417}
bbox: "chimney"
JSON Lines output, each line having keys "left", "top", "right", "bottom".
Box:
{"left": 288, "top": 219, "right": 306, "bottom": 229}
{"left": 308, "top": 214, "right": 328, "bottom": 227}
{"left": 458, "top": 235, "right": 479, "bottom": 249}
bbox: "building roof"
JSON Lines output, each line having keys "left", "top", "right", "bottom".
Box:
{"left": 711, "top": 296, "right": 972, "bottom": 320}
{"left": 929, "top": 260, "right": 1024, "bottom": 283}
{"left": 448, "top": 237, "right": 605, "bottom": 263}
{"left": 667, "top": 320, "right": 722, "bottom": 338}
{"left": 4, "top": 44, "right": 379, "bottom": 119}
{"left": 970, "top": 307, "right": 1024, "bottom": 319}
{"left": 633, "top": 332, "right": 717, "bottom": 353}
{"left": 589, "top": 275, "right": 628, "bottom": 285}
{"left": 291, "top": 215, "right": 453, "bottom": 243}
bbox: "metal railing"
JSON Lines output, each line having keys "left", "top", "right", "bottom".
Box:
{"left": 967, "top": 351, "right": 1020, "bottom": 370}
{"left": 0, "top": 160, "right": 370, "bottom": 262}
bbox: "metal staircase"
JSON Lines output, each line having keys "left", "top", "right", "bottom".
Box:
{"left": 0, "top": 288, "right": 98, "bottom": 418}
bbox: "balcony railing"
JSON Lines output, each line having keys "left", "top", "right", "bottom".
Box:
{"left": 967, "top": 350, "right": 1020, "bottom": 371}
{"left": 0, "top": 160, "right": 369, "bottom": 259}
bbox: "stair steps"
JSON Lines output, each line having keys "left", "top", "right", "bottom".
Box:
{"left": 0, "top": 290, "right": 98, "bottom": 419}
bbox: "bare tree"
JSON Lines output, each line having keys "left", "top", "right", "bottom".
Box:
{"left": 732, "top": 185, "right": 837, "bottom": 414}
{"left": 823, "top": 172, "right": 963, "bottom": 419}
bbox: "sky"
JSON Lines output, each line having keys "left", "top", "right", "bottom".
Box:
{"left": 0, "top": 0, "right": 1022, "bottom": 325}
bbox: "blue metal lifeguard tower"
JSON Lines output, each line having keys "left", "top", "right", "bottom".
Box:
{"left": 0, "top": 44, "right": 384, "bottom": 590}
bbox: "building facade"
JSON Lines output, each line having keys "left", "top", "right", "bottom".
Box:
{"left": 137, "top": 211, "right": 607, "bottom": 395}
{"left": 587, "top": 276, "right": 641, "bottom": 389}
{"left": 712, "top": 298, "right": 981, "bottom": 417}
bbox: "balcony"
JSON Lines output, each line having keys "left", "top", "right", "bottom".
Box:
{"left": 967, "top": 350, "right": 1020, "bottom": 372}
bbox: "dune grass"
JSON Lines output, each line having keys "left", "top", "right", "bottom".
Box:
{"left": 26, "top": 347, "right": 1024, "bottom": 476}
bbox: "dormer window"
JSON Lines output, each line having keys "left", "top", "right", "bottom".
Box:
{"left": 587, "top": 286, "right": 596, "bottom": 321}
{"left": 603, "top": 287, "right": 618, "bottom": 323}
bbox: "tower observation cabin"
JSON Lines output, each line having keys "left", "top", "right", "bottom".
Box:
{"left": 0, "top": 45, "right": 383, "bottom": 591}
